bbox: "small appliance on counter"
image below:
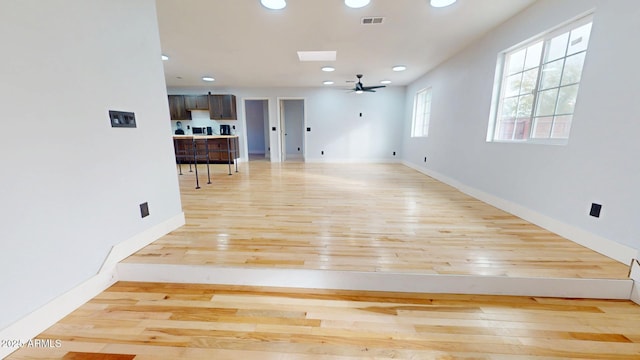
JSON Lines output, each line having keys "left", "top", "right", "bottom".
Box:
{"left": 192, "top": 127, "right": 204, "bottom": 135}
{"left": 220, "top": 124, "right": 231, "bottom": 135}
{"left": 206, "top": 126, "right": 213, "bottom": 135}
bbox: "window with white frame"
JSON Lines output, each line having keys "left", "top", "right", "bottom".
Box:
{"left": 411, "top": 87, "right": 432, "bottom": 137}
{"left": 488, "top": 15, "right": 593, "bottom": 143}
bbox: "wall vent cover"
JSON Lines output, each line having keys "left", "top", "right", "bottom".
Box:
{"left": 361, "top": 17, "right": 384, "bottom": 25}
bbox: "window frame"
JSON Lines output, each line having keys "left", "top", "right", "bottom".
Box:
{"left": 411, "top": 86, "right": 433, "bottom": 138}
{"left": 487, "top": 13, "right": 594, "bottom": 145}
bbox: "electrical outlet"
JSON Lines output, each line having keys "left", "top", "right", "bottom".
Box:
{"left": 272, "top": 127, "right": 276, "bottom": 131}
{"left": 359, "top": 112, "right": 363, "bottom": 117}
{"left": 321, "top": 150, "right": 324, "bottom": 155}
{"left": 393, "top": 151, "right": 396, "bottom": 156}
{"left": 297, "top": 147, "right": 300, "bottom": 151}
{"left": 307, "top": 127, "right": 311, "bottom": 132}
{"left": 424, "top": 156, "right": 427, "bottom": 162}
{"left": 232, "top": 125, "right": 235, "bottom": 129}
{"left": 590, "top": 203, "right": 602, "bottom": 218}
{"left": 140, "top": 202, "right": 149, "bottom": 218}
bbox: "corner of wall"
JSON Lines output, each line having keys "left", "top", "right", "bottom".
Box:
{"left": 402, "top": 160, "right": 635, "bottom": 265}
{"left": 0, "top": 212, "right": 185, "bottom": 359}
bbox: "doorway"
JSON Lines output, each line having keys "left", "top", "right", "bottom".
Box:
{"left": 244, "top": 99, "right": 270, "bottom": 161}
{"left": 278, "top": 98, "right": 305, "bottom": 162}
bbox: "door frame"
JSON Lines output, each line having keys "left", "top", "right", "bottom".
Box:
{"left": 241, "top": 97, "right": 271, "bottom": 162}
{"left": 276, "top": 97, "right": 307, "bottom": 162}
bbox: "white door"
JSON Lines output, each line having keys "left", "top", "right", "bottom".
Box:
{"left": 279, "top": 99, "right": 305, "bottom": 162}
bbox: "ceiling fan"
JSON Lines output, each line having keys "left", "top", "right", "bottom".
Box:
{"left": 350, "top": 74, "right": 385, "bottom": 93}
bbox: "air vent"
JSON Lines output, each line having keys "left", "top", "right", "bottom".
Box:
{"left": 361, "top": 17, "right": 384, "bottom": 25}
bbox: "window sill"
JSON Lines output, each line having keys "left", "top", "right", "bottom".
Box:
{"left": 488, "top": 138, "right": 569, "bottom": 146}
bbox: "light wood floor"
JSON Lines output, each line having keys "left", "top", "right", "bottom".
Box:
{"left": 9, "top": 282, "right": 640, "bottom": 359}
{"left": 8, "top": 162, "right": 640, "bottom": 359}
{"left": 124, "top": 162, "right": 628, "bottom": 279}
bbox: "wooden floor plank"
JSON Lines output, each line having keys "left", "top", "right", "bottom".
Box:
{"left": 7, "top": 282, "right": 640, "bottom": 359}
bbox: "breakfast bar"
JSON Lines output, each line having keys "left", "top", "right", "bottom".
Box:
{"left": 173, "top": 135, "right": 239, "bottom": 188}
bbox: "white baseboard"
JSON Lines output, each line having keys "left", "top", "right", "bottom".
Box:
{"left": 0, "top": 270, "right": 116, "bottom": 359}
{"left": 0, "top": 213, "right": 185, "bottom": 359}
{"left": 117, "top": 263, "right": 633, "bottom": 299}
{"left": 402, "top": 161, "right": 637, "bottom": 265}
{"left": 100, "top": 212, "right": 185, "bottom": 272}
{"left": 305, "top": 158, "right": 402, "bottom": 164}
{"left": 629, "top": 259, "right": 640, "bottom": 305}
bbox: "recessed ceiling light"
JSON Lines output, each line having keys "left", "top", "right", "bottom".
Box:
{"left": 261, "top": 0, "right": 286, "bottom": 10}
{"left": 392, "top": 65, "right": 407, "bottom": 72}
{"left": 380, "top": 80, "right": 392, "bottom": 84}
{"left": 345, "top": 0, "right": 370, "bottom": 9}
{"left": 202, "top": 76, "right": 215, "bottom": 82}
{"left": 321, "top": 66, "right": 335, "bottom": 72}
{"left": 430, "top": 0, "right": 457, "bottom": 8}
{"left": 161, "top": 54, "right": 169, "bottom": 61}
{"left": 323, "top": 81, "right": 334, "bottom": 85}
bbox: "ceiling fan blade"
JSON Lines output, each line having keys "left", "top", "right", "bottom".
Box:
{"left": 362, "top": 85, "right": 386, "bottom": 90}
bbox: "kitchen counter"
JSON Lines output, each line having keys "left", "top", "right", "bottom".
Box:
{"left": 173, "top": 135, "right": 239, "bottom": 174}
{"left": 173, "top": 134, "right": 238, "bottom": 139}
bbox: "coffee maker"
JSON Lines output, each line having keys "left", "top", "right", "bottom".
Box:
{"left": 220, "top": 124, "right": 231, "bottom": 135}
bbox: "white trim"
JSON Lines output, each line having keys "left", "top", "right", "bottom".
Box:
{"left": 403, "top": 160, "right": 637, "bottom": 264}
{"left": 241, "top": 97, "right": 271, "bottom": 163}
{"left": 0, "top": 213, "right": 185, "bottom": 359}
{"left": 305, "top": 158, "right": 402, "bottom": 164}
{"left": 100, "top": 212, "right": 185, "bottom": 272}
{"left": 117, "top": 263, "right": 632, "bottom": 299}
{"left": 629, "top": 259, "right": 640, "bottom": 305}
{"left": 277, "top": 97, "right": 307, "bottom": 163}
{"left": 0, "top": 270, "right": 117, "bottom": 359}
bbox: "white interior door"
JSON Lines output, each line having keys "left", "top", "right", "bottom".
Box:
{"left": 279, "top": 98, "right": 305, "bottom": 162}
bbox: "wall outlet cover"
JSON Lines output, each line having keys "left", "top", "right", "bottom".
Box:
{"left": 590, "top": 203, "right": 602, "bottom": 218}
{"left": 140, "top": 202, "right": 149, "bottom": 218}
{"left": 109, "top": 110, "right": 136, "bottom": 128}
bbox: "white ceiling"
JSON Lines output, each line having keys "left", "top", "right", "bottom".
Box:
{"left": 156, "top": 0, "right": 536, "bottom": 89}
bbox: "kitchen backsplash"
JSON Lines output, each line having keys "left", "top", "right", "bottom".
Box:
{"left": 171, "top": 110, "right": 236, "bottom": 135}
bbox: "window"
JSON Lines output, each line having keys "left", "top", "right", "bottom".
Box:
{"left": 488, "top": 15, "right": 593, "bottom": 143}
{"left": 411, "top": 87, "right": 432, "bottom": 137}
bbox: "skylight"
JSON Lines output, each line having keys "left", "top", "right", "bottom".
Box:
{"left": 297, "top": 51, "right": 337, "bottom": 62}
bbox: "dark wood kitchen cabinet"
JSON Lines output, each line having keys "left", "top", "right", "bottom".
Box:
{"left": 168, "top": 95, "right": 191, "bottom": 120}
{"left": 173, "top": 136, "right": 239, "bottom": 164}
{"left": 206, "top": 137, "right": 239, "bottom": 162}
{"left": 208, "top": 94, "right": 237, "bottom": 120}
{"left": 184, "top": 95, "right": 209, "bottom": 110}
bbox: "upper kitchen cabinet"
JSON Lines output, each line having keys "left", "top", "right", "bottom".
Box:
{"left": 168, "top": 95, "right": 191, "bottom": 120}
{"left": 209, "top": 94, "right": 237, "bottom": 120}
{"left": 184, "top": 95, "right": 209, "bottom": 110}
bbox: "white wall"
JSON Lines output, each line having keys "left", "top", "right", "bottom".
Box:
{"left": 0, "top": 0, "right": 182, "bottom": 330}
{"left": 401, "top": 0, "right": 640, "bottom": 262}
{"left": 169, "top": 86, "right": 406, "bottom": 163}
